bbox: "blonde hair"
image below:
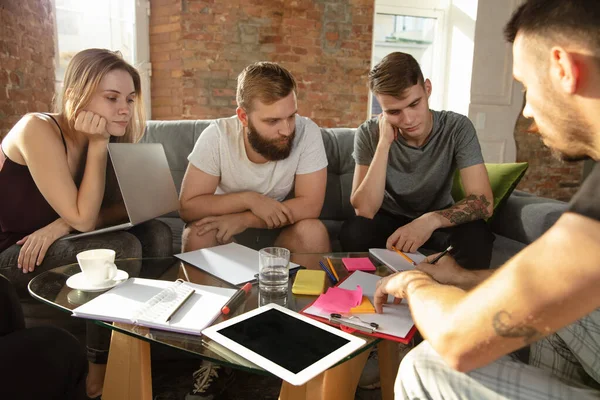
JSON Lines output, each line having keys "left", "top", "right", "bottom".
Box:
{"left": 54, "top": 48, "right": 145, "bottom": 143}
{"left": 236, "top": 62, "right": 297, "bottom": 111}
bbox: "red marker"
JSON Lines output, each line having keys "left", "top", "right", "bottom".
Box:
{"left": 221, "top": 282, "right": 252, "bottom": 315}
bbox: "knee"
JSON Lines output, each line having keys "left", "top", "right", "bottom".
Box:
{"left": 182, "top": 222, "right": 218, "bottom": 252}
{"left": 134, "top": 219, "right": 173, "bottom": 257}
{"left": 114, "top": 232, "right": 143, "bottom": 259}
{"left": 282, "top": 219, "right": 330, "bottom": 252}
{"left": 396, "top": 342, "right": 437, "bottom": 395}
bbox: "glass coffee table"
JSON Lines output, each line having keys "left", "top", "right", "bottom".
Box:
{"left": 28, "top": 253, "right": 403, "bottom": 400}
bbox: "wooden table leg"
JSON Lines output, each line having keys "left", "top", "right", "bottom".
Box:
{"left": 378, "top": 340, "right": 401, "bottom": 400}
{"left": 279, "top": 348, "right": 370, "bottom": 400}
{"left": 102, "top": 329, "right": 152, "bottom": 400}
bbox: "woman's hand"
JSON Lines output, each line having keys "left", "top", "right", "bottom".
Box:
{"left": 17, "top": 219, "right": 71, "bottom": 273}
{"left": 74, "top": 111, "right": 110, "bottom": 141}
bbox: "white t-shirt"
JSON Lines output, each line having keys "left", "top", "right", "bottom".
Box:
{"left": 187, "top": 115, "right": 328, "bottom": 201}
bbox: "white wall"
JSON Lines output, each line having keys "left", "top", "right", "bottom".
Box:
{"left": 468, "top": 0, "right": 524, "bottom": 163}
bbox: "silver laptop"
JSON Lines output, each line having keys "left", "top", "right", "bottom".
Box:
{"left": 62, "top": 143, "right": 179, "bottom": 240}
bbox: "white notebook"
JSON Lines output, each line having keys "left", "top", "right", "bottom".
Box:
{"left": 304, "top": 271, "right": 414, "bottom": 340}
{"left": 71, "top": 278, "right": 237, "bottom": 335}
{"left": 175, "top": 243, "right": 302, "bottom": 286}
{"left": 369, "top": 248, "right": 426, "bottom": 272}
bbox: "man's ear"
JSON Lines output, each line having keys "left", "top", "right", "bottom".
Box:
{"left": 550, "top": 46, "right": 579, "bottom": 94}
{"left": 236, "top": 107, "right": 248, "bottom": 127}
{"left": 424, "top": 79, "right": 432, "bottom": 98}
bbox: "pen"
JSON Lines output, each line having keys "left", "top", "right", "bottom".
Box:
{"left": 221, "top": 282, "right": 252, "bottom": 315}
{"left": 325, "top": 257, "right": 340, "bottom": 281}
{"left": 391, "top": 246, "right": 417, "bottom": 266}
{"left": 165, "top": 288, "right": 195, "bottom": 322}
{"left": 318, "top": 261, "right": 338, "bottom": 284}
{"left": 429, "top": 245, "right": 454, "bottom": 265}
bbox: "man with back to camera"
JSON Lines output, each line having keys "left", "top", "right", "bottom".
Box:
{"left": 341, "top": 52, "right": 495, "bottom": 270}
{"left": 374, "top": 1, "right": 600, "bottom": 398}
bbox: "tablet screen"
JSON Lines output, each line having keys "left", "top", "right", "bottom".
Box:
{"left": 217, "top": 308, "right": 350, "bottom": 373}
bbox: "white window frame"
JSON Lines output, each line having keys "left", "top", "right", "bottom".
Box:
{"left": 134, "top": 0, "right": 152, "bottom": 119}
{"left": 51, "top": 0, "right": 152, "bottom": 118}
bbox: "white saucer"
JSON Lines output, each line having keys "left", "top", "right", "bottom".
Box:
{"left": 66, "top": 270, "right": 129, "bottom": 292}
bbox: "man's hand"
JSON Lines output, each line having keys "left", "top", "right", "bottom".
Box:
{"left": 193, "top": 213, "right": 249, "bottom": 244}
{"left": 378, "top": 113, "right": 398, "bottom": 147}
{"left": 17, "top": 219, "right": 71, "bottom": 273}
{"left": 74, "top": 111, "right": 110, "bottom": 141}
{"left": 386, "top": 216, "right": 438, "bottom": 253}
{"left": 247, "top": 193, "right": 294, "bottom": 229}
{"left": 374, "top": 270, "right": 435, "bottom": 313}
{"left": 417, "top": 253, "right": 491, "bottom": 290}
{"left": 417, "top": 253, "right": 468, "bottom": 287}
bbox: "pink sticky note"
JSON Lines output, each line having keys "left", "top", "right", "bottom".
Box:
{"left": 342, "top": 257, "right": 376, "bottom": 272}
{"left": 312, "top": 285, "right": 363, "bottom": 313}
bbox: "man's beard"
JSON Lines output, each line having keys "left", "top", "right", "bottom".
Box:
{"left": 532, "top": 84, "right": 594, "bottom": 163}
{"left": 247, "top": 119, "right": 295, "bottom": 161}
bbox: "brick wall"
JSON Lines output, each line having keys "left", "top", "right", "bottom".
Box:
{"left": 514, "top": 98, "right": 584, "bottom": 202}
{"left": 150, "top": 0, "right": 374, "bottom": 128}
{"left": 0, "top": 0, "right": 56, "bottom": 139}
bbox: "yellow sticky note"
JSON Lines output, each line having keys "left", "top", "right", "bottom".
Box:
{"left": 291, "top": 270, "right": 326, "bottom": 295}
{"left": 350, "top": 296, "right": 376, "bottom": 314}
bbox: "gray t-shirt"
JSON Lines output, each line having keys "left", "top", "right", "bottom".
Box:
{"left": 353, "top": 110, "right": 484, "bottom": 219}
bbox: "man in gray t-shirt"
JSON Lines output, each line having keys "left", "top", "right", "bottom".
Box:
{"left": 341, "top": 52, "right": 494, "bottom": 270}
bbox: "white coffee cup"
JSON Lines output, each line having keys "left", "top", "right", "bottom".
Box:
{"left": 76, "top": 249, "right": 118, "bottom": 286}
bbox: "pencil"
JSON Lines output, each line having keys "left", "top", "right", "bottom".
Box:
{"left": 391, "top": 246, "right": 417, "bottom": 266}
{"left": 430, "top": 245, "right": 454, "bottom": 265}
{"left": 318, "top": 261, "right": 338, "bottom": 284}
{"left": 326, "top": 257, "right": 340, "bottom": 281}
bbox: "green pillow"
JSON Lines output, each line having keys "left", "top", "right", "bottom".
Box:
{"left": 451, "top": 162, "right": 529, "bottom": 219}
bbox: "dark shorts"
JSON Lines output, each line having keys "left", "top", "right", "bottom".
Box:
{"left": 235, "top": 228, "right": 283, "bottom": 251}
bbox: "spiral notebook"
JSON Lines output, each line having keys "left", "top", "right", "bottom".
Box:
{"left": 71, "top": 278, "right": 237, "bottom": 335}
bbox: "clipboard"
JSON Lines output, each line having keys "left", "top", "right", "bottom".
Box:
{"left": 301, "top": 271, "right": 417, "bottom": 344}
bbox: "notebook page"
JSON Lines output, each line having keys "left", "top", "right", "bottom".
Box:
{"left": 134, "top": 280, "right": 195, "bottom": 323}
{"left": 71, "top": 278, "right": 175, "bottom": 323}
{"left": 369, "top": 248, "right": 426, "bottom": 272}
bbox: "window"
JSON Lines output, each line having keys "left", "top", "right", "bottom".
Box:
{"left": 370, "top": 4, "right": 447, "bottom": 117}
{"left": 54, "top": 0, "right": 151, "bottom": 117}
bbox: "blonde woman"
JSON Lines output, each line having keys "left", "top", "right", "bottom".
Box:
{"left": 0, "top": 49, "right": 171, "bottom": 397}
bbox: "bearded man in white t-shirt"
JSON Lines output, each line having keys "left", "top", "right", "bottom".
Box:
{"left": 179, "top": 62, "right": 331, "bottom": 255}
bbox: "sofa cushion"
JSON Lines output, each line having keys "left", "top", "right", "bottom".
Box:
{"left": 451, "top": 162, "right": 529, "bottom": 218}
{"left": 319, "top": 128, "right": 356, "bottom": 221}
{"left": 490, "top": 190, "right": 567, "bottom": 244}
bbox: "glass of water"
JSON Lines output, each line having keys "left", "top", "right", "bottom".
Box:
{"left": 258, "top": 247, "right": 290, "bottom": 295}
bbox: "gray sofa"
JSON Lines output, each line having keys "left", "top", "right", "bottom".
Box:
{"left": 142, "top": 120, "right": 568, "bottom": 268}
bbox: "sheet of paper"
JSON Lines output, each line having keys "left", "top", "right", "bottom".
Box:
{"left": 305, "top": 271, "right": 414, "bottom": 339}
{"left": 312, "top": 286, "right": 363, "bottom": 313}
{"left": 369, "top": 248, "right": 426, "bottom": 272}
{"left": 175, "top": 243, "right": 301, "bottom": 286}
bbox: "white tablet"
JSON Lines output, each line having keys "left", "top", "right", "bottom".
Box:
{"left": 202, "top": 303, "right": 367, "bottom": 386}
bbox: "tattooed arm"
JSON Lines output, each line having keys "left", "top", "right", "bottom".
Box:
{"left": 376, "top": 212, "right": 600, "bottom": 372}
{"left": 433, "top": 163, "right": 494, "bottom": 225}
{"left": 387, "top": 164, "right": 493, "bottom": 252}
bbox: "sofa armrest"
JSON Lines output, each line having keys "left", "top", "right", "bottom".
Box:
{"left": 489, "top": 191, "right": 568, "bottom": 245}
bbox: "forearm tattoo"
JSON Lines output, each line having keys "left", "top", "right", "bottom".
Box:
{"left": 492, "top": 310, "right": 543, "bottom": 344}
{"left": 435, "top": 194, "right": 491, "bottom": 225}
